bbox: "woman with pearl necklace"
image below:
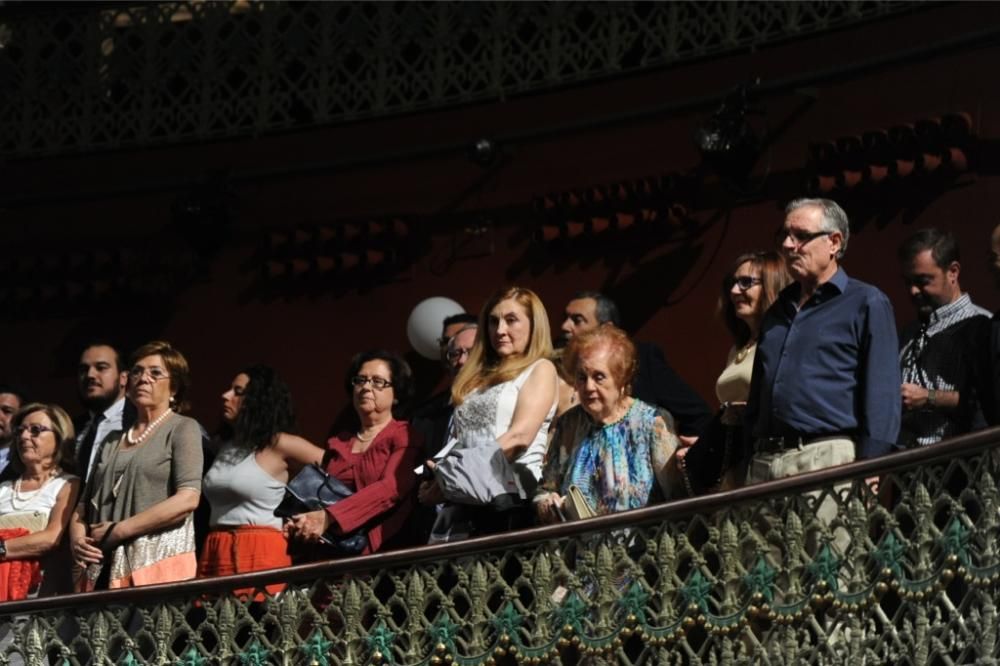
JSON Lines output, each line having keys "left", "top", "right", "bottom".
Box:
{"left": 69, "top": 340, "right": 204, "bottom": 590}
{"left": 0, "top": 403, "right": 80, "bottom": 600}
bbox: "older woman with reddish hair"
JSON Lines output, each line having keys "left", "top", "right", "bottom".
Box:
{"left": 70, "top": 340, "right": 204, "bottom": 589}
{"left": 535, "top": 324, "right": 680, "bottom": 523}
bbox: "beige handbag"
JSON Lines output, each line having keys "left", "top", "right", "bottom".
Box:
{"left": 562, "top": 485, "right": 596, "bottom": 521}
{"left": 0, "top": 511, "right": 49, "bottom": 533}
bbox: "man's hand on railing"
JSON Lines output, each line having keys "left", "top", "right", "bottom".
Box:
{"left": 417, "top": 478, "right": 444, "bottom": 505}
{"left": 71, "top": 532, "right": 104, "bottom": 566}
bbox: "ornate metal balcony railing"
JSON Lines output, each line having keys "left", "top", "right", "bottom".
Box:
{"left": 0, "top": 1, "right": 920, "bottom": 158}
{"left": 0, "top": 427, "right": 998, "bottom": 665}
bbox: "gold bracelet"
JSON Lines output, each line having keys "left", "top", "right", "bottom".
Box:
{"left": 927, "top": 388, "right": 937, "bottom": 408}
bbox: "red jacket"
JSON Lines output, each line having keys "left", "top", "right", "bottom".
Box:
{"left": 324, "top": 419, "right": 421, "bottom": 553}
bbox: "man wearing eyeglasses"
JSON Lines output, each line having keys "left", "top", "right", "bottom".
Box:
{"left": 896, "top": 229, "right": 990, "bottom": 448}
{"left": 411, "top": 323, "right": 479, "bottom": 541}
{"left": 745, "top": 199, "right": 900, "bottom": 498}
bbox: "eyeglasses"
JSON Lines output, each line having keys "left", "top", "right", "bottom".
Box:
{"left": 446, "top": 347, "right": 473, "bottom": 362}
{"left": 775, "top": 228, "right": 831, "bottom": 248}
{"left": 351, "top": 375, "right": 393, "bottom": 390}
{"left": 15, "top": 424, "right": 55, "bottom": 438}
{"left": 726, "top": 276, "right": 762, "bottom": 292}
{"left": 128, "top": 366, "right": 171, "bottom": 382}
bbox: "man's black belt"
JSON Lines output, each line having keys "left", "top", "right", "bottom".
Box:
{"left": 755, "top": 432, "right": 852, "bottom": 454}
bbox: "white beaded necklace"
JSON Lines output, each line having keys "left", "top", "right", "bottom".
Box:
{"left": 12, "top": 473, "right": 55, "bottom": 510}
{"left": 127, "top": 408, "right": 173, "bottom": 445}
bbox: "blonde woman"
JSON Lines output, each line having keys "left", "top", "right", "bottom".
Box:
{"left": 421, "top": 286, "right": 558, "bottom": 541}
{"left": 0, "top": 404, "right": 80, "bottom": 599}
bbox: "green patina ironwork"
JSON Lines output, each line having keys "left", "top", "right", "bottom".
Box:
{"left": 0, "top": 434, "right": 998, "bottom": 665}
{"left": 300, "top": 631, "right": 333, "bottom": 666}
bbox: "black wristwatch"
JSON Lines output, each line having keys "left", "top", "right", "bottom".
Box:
{"left": 0, "top": 538, "right": 8, "bottom": 560}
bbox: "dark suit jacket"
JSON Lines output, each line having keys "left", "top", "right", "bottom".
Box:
{"left": 631, "top": 341, "right": 712, "bottom": 437}
{"left": 988, "top": 311, "right": 1000, "bottom": 426}
{"left": 409, "top": 390, "right": 454, "bottom": 460}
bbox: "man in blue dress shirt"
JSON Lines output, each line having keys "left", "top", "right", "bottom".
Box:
{"left": 745, "top": 198, "right": 900, "bottom": 497}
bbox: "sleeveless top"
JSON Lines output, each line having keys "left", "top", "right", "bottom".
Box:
{"left": 715, "top": 343, "right": 756, "bottom": 405}
{"left": 451, "top": 359, "right": 557, "bottom": 482}
{"left": 0, "top": 473, "right": 74, "bottom": 520}
{"left": 203, "top": 443, "right": 285, "bottom": 529}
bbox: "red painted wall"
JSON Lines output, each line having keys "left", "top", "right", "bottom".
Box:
{"left": 2, "top": 3, "right": 999, "bottom": 442}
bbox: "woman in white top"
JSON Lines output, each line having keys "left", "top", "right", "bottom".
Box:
{"left": 680, "top": 251, "right": 790, "bottom": 494}
{"left": 199, "top": 365, "right": 322, "bottom": 596}
{"left": 0, "top": 403, "right": 80, "bottom": 600}
{"left": 421, "top": 286, "right": 558, "bottom": 541}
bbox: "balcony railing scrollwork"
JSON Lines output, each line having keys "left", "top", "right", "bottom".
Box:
{"left": 0, "top": 428, "right": 998, "bottom": 664}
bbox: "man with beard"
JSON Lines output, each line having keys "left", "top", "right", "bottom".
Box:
{"left": 75, "top": 343, "right": 134, "bottom": 483}
{"left": 0, "top": 384, "right": 25, "bottom": 479}
{"left": 897, "top": 229, "right": 991, "bottom": 448}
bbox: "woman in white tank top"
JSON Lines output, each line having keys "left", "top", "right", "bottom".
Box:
{"left": 199, "top": 365, "right": 323, "bottom": 598}
{"left": 0, "top": 403, "right": 80, "bottom": 600}
{"left": 421, "top": 286, "right": 558, "bottom": 542}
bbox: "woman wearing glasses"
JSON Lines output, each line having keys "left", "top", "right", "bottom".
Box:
{"left": 70, "top": 340, "right": 204, "bottom": 589}
{"left": 283, "top": 350, "right": 421, "bottom": 555}
{"left": 0, "top": 404, "right": 80, "bottom": 600}
{"left": 680, "top": 252, "right": 790, "bottom": 494}
{"left": 199, "top": 365, "right": 323, "bottom": 594}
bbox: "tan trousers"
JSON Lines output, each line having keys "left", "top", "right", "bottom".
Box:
{"left": 747, "top": 437, "right": 856, "bottom": 558}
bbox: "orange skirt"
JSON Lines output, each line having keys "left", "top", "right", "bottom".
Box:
{"left": 198, "top": 526, "right": 291, "bottom": 600}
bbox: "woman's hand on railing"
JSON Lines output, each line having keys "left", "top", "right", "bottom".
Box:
{"left": 283, "top": 510, "right": 331, "bottom": 543}
{"left": 534, "top": 492, "right": 563, "bottom": 525}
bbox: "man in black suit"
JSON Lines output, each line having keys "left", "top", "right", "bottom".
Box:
{"left": 410, "top": 322, "right": 478, "bottom": 543}
{"left": 559, "top": 291, "right": 712, "bottom": 442}
{"left": 988, "top": 225, "right": 1000, "bottom": 426}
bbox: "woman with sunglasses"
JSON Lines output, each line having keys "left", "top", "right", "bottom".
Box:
{"left": 680, "top": 252, "right": 791, "bottom": 494}
{"left": 283, "top": 350, "right": 421, "bottom": 555}
{"left": 0, "top": 404, "right": 80, "bottom": 600}
{"left": 70, "top": 340, "right": 204, "bottom": 589}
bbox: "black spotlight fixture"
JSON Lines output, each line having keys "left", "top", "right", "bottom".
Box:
{"left": 171, "top": 172, "right": 235, "bottom": 256}
{"left": 468, "top": 137, "right": 499, "bottom": 167}
{"left": 695, "top": 83, "right": 762, "bottom": 183}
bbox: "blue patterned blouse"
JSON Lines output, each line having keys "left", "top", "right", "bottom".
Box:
{"left": 538, "top": 398, "right": 678, "bottom": 516}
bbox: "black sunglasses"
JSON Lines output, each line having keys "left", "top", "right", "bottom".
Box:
{"left": 726, "top": 276, "right": 762, "bottom": 291}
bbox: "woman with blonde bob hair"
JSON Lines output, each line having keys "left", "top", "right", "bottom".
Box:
{"left": 0, "top": 403, "right": 81, "bottom": 600}
{"left": 421, "top": 286, "right": 558, "bottom": 541}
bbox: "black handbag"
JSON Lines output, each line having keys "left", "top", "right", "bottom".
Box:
{"left": 274, "top": 463, "right": 369, "bottom": 555}
{"left": 680, "top": 409, "right": 745, "bottom": 496}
